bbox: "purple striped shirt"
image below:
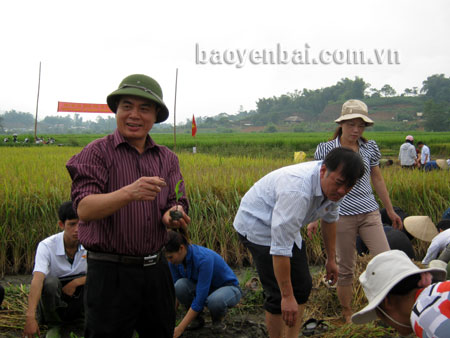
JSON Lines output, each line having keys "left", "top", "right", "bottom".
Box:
{"left": 66, "top": 129, "right": 189, "bottom": 256}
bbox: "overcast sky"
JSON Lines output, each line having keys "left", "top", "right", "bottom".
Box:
{"left": 1, "top": 0, "right": 449, "bottom": 124}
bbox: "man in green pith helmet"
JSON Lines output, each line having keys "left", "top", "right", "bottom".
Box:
{"left": 66, "top": 74, "right": 190, "bottom": 338}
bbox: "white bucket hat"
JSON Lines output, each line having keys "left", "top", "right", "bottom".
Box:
{"left": 352, "top": 250, "right": 447, "bottom": 325}
{"left": 403, "top": 216, "right": 438, "bottom": 242}
{"left": 429, "top": 259, "right": 448, "bottom": 270}
{"left": 335, "top": 99, "right": 374, "bottom": 126}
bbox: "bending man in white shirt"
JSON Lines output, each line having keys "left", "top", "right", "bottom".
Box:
{"left": 422, "top": 220, "right": 450, "bottom": 265}
{"left": 233, "top": 147, "right": 365, "bottom": 338}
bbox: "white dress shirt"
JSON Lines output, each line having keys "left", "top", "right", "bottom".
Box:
{"left": 33, "top": 231, "right": 87, "bottom": 278}
{"left": 420, "top": 145, "right": 430, "bottom": 164}
{"left": 422, "top": 229, "right": 450, "bottom": 265}
{"left": 233, "top": 160, "right": 340, "bottom": 257}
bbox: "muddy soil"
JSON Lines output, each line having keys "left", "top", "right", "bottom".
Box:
{"left": 0, "top": 274, "right": 269, "bottom": 338}
{"left": 176, "top": 312, "right": 268, "bottom": 338}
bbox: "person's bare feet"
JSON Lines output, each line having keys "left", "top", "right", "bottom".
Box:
{"left": 342, "top": 308, "right": 352, "bottom": 324}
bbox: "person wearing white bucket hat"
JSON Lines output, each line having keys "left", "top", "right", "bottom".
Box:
{"left": 352, "top": 250, "right": 448, "bottom": 337}
{"left": 310, "top": 99, "right": 402, "bottom": 323}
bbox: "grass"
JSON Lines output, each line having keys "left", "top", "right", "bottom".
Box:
{"left": 1, "top": 143, "right": 450, "bottom": 275}
{"left": 1, "top": 131, "right": 449, "bottom": 336}
{"left": 2, "top": 131, "right": 450, "bottom": 158}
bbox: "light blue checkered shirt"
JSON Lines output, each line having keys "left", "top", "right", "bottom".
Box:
{"left": 233, "top": 160, "right": 341, "bottom": 257}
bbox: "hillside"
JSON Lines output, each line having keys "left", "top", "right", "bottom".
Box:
{"left": 317, "top": 97, "right": 425, "bottom": 123}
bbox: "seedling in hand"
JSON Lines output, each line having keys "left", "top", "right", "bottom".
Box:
{"left": 170, "top": 180, "right": 184, "bottom": 221}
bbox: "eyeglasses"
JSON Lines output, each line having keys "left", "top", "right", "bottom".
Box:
{"left": 120, "top": 84, "right": 164, "bottom": 104}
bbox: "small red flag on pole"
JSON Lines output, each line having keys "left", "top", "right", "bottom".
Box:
{"left": 192, "top": 115, "right": 197, "bottom": 137}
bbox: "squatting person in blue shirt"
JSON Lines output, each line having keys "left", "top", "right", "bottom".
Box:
{"left": 165, "top": 229, "right": 242, "bottom": 337}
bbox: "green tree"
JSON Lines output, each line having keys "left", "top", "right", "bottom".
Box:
{"left": 403, "top": 88, "right": 412, "bottom": 96}
{"left": 421, "top": 74, "right": 450, "bottom": 103}
{"left": 380, "top": 84, "right": 397, "bottom": 97}
{"left": 1, "top": 110, "right": 34, "bottom": 129}
{"left": 423, "top": 100, "right": 450, "bottom": 131}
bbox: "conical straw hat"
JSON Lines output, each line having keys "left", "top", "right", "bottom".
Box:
{"left": 436, "top": 159, "right": 448, "bottom": 170}
{"left": 404, "top": 216, "right": 438, "bottom": 242}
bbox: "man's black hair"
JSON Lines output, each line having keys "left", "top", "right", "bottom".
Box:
{"left": 437, "top": 219, "right": 450, "bottom": 232}
{"left": 389, "top": 274, "right": 421, "bottom": 296}
{"left": 417, "top": 141, "right": 424, "bottom": 146}
{"left": 323, "top": 147, "right": 365, "bottom": 187}
{"left": 58, "top": 201, "right": 78, "bottom": 223}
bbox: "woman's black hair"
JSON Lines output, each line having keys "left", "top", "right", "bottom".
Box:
{"left": 165, "top": 228, "right": 190, "bottom": 253}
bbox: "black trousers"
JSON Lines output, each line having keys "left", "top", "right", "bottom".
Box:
{"left": 84, "top": 256, "right": 175, "bottom": 338}
{"left": 37, "top": 275, "right": 85, "bottom": 326}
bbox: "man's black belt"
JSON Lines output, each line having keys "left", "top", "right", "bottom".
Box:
{"left": 88, "top": 250, "right": 162, "bottom": 267}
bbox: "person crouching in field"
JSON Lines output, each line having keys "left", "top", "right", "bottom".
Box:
{"left": 165, "top": 229, "right": 242, "bottom": 337}
{"left": 23, "top": 201, "right": 87, "bottom": 338}
{"left": 352, "top": 250, "right": 448, "bottom": 338}
{"left": 234, "top": 147, "right": 365, "bottom": 338}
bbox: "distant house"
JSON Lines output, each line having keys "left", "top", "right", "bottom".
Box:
{"left": 284, "top": 115, "right": 304, "bottom": 123}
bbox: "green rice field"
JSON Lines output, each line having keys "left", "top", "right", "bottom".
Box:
{"left": 1, "top": 131, "right": 449, "bottom": 276}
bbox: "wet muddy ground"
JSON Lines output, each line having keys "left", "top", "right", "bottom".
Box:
{"left": 0, "top": 274, "right": 269, "bottom": 338}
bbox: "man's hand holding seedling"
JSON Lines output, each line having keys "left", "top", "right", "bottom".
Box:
{"left": 163, "top": 179, "right": 190, "bottom": 232}
{"left": 163, "top": 205, "right": 190, "bottom": 232}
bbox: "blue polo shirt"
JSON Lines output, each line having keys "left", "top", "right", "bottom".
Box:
{"left": 168, "top": 244, "right": 239, "bottom": 312}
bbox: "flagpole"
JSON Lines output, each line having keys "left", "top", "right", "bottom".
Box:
{"left": 173, "top": 68, "right": 178, "bottom": 151}
{"left": 34, "top": 61, "right": 42, "bottom": 141}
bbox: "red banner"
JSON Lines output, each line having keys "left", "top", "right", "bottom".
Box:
{"left": 192, "top": 115, "right": 197, "bottom": 137}
{"left": 57, "top": 101, "right": 113, "bottom": 113}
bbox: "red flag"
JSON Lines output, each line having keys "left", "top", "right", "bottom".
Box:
{"left": 57, "top": 101, "right": 113, "bottom": 113}
{"left": 192, "top": 115, "right": 197, "bottom": 137}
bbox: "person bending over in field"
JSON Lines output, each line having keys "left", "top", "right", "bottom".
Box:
{"left": 23, "top": 201, "right": 86, "bottom": 338}
{"left": 165, "top": 229, "right": 242, "bottom": 337}
{"left": 352, "top": 250, "right": 448, "bottom": 338}
{"left": 234, "top": 147, "right": 365, "bottom": 338}
{"left": 422, "top": 219, "right": 450, "bottom": 275}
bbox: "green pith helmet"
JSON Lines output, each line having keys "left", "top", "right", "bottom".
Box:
{"left": 107, "top": 74, "right": 169, "bottom": 123}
